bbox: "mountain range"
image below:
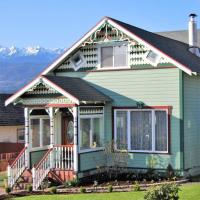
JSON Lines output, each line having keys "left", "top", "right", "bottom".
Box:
{"left": 0, "top": 46, "right": 64, "bottom": 93}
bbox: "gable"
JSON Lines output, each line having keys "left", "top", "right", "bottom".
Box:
{"left": 16, "top": 80, "right": 75, "bottom": 106}
{"left": 54, "top": 20, "right": 174, "bottom": 73}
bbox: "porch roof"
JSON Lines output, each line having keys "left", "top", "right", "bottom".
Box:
{"left": 43, "top": 75, "right": 112, "bottom": 103}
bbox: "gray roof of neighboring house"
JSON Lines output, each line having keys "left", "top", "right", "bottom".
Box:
{"left": 157, "top": 30, "right": 200, "bottom": 47}
{"left": 109, "top": 17, "right": 200, "bottom": 73}
{"left": 44, "top": 75, "right": 112, "bottom": 102}
{"left": 0, "top": 94, "right": 24, "bottom": 126}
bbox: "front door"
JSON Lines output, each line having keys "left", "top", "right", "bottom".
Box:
{"left": 62, "top": 114, "right": 74, "bottom": 145}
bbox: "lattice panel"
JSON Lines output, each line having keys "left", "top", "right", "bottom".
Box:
{"left": 79, "top": 106, "right": 104, "bottom": 115}
{"left": 21, "top": 97, "right": 73, "bottom": 105}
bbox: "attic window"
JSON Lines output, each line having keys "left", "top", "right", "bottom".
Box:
{"left": 145, "top": 50, "right": 161, "bottom": 66}
{"left": 101, "top": 44, "right": 127, "bottom": 68}
{"left": 71, "top": 52, "right": 85, "bottom": 70}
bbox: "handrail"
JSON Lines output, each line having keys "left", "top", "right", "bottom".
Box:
{"left": 35, "top": 148, "right": 53, "bottom": 169}
{"left": 33, "top": 145, "right": 74, "bottom": 190}
{"left": 7, "top": 147, "right": 27, "bottom": 188}
{"left": 10, "top": 147, "right": 26, "bottom": 167}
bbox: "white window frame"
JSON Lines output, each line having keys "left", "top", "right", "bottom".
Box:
{"left": 70, "top": 51, "right": 86, "bottom": 71}
{"left": 143, "top": 50, "right": 161, "bottom": 67}
{"left": 29, "top": 115, "right": 50, "bottom": 151}
{"left": 17, "top": 128, "right": 25, "bottom": 143}
{"left": 78, "top": 114, "right": 104, "bottom": 153}
{"left": 114, "top": 108, "right": 168, "bottom": 153}
{"left": 97, "top": 42, "right": 130, "bottom": 70}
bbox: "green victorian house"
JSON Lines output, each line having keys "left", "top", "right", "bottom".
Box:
{"left": 6, "top": 14, "right": 200, "bottom": 190}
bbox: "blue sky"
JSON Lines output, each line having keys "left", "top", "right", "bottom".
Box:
{"left": 0, "top": 0, "right": 200, "bottom": 48}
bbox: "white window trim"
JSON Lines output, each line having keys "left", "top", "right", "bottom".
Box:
{"left": 97, "top": 42, "right": 130, "bottom": 70}
{"left": 114, "top": 108, "right": 169, "bottom": 154}
{"left": 29, "top": 115, "right": 50, "bottom": 150}
{"left": 70, "top": 51, "right": 86, "bottom": 71}
{"left": 143, "top": 50, "right": 161, "bottom": 67}
{"left": 78, "top": 113, "right": 104, "bottom": 153}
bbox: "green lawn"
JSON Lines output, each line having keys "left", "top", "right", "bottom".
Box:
{"left": 0, "top": 171, "right": 7, "bottom": 188}
{"left": 13, "top": 183, "right": 200, "bottom": 200}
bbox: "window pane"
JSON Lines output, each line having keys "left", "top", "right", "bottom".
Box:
{"left": 101, "top": 46, "right": 113, "bottom": 67}
{"left": 130, "top": 111, "right": 152, "bottom": 151}
{"left": 114, "top": 45, "right": 127, "bottom": 67}
{"left": 43, "top": 119, "right": 50, "bottom": 146}
{"left": 155, "top": 111, "right": 167, "bottom": 151}
{"left": 17, "top": 128, "right": 25, "bottom": 143}
{"left": 80, "top": 118, "right": 90, "bottom": 150}
{"left": 31, "top": 119, "right": 40, "bottom": 148}
{"left": 92, "top": 118, "right": 103, "bottom": 148}
{"left": 116, "top": 111, "right": 127, "bottom": 149}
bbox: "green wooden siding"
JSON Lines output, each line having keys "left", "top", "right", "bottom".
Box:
{"left": 79, "top": 151, "right": 106, "bottom": 171}
{"left": 184, "top": 74, "right": 200, "bottom": 175}
{"left": 30, "top": 150, "right": 47, "bottom": 168}
{"left": 57, "top": 68, "right": 182, "bottom": 171}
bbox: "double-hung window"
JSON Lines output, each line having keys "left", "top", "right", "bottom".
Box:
{"left": 101, "top": 44, "right": 128, "bottom": 68}
{"left": 114, "top": 109, "right": 168, "bottom": 153}
{"left": 79, "top": 115, "right": 103, "bottom": 151}
{"left": 30, "top": 116, "right": 50, "bottom": 148}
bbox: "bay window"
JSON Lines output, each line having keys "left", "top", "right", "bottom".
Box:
{"left": 30, "top": 117, "right": 50, "bottom": 148}
{"left": 79, "top": 116, "right": 103, "bottom": 151}
{"left": 114, "top": 109, "right": 168, "bottom": 153}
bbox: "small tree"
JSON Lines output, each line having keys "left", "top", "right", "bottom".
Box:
{"left": 104, "top": 141, "right": 129, "bottom": 179}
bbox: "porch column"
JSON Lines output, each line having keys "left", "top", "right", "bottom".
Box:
{"left": 73, "top": 106, "right": 78, "bottom": 174}
{"left": 49, "top": 107, "right": 55, "bottom": 168}
{"left": 49, "top": 107, "right": 55, "bottom": 147}
{"left": 24, "top": 107, "right": 30, "bottom": 168}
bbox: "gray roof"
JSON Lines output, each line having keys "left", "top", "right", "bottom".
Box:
{"left": 44, "top": 75, "right": 112, "bottom": 102}
{"left": 109, "top": 17, "right": 200, "bottom": 73}
{"left": 157, "top": 30, "right": 200, "bottom": 47}
{"left": 0, "top": 94, "right": 24, "bottom": 126}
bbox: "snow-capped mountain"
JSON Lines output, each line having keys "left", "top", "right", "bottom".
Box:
{"left": 0, "top": 45, "right": 64, "bottom": 59}
{"left": 0, "top": 45, "right": 64, "bottom": 93}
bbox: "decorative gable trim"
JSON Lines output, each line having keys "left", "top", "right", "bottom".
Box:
{"left": 5, "top": 76, "right": 80, "bottom": 106}
{"left": 40, "top": 17, "right": 193, "bottom": 75}
{"left": 107, "top": 19, "right": 193, "bottom": 75}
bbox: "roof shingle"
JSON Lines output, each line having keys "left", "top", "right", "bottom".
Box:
{"left": 109, "top": 17, "right": 200, "bottom": 73}
{"left": 44, "top": 75, "right": 112, "bottom": 102}
{"left": 0, "top": 94, "right": 24, "bottom": 126}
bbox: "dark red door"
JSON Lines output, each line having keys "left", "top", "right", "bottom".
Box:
{"left": 62, "top": 115, "right": 74, "bottom": 146}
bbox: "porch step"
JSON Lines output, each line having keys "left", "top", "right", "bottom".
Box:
{"left": 13, "top": 169, "right": 32, "bottom": 190}
{"left": 49, "top": 170, "right": 63, "bottom": 184}
{"left": 50, "top": 170, "right": 74, "bottom": 183}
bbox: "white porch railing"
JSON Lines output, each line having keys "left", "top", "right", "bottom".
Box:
{"left": 7, "top": 147, "right": 27, "bottom": 188}
{"left": 32, "top": 145, "right": 74, "bottom": 190}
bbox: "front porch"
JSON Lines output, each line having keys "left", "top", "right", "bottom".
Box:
{"left": 6, "top": 75, "right": 111, "bottom": 190}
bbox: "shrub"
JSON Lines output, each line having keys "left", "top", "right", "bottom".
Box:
{"left": 166, "top": 164, "right": 175, "bottom": 180}
{"left": 80, "top": 186, "right": 86, "bottom": 193}
{"left": 67, "top": 178, "right": 80, "bottom": 187}
{"left": 132, "top": 181, "right": 140, "bottom": 191}
{"left": 5, "top": 186, "right": 11, "bottom": 194}
{"left": 108, "top": 185, "right": 113, "bottom": 193}
{"left": 50, "top": 186, "right": 57, "bottom": 194}
{"left": 26, "top": 184, "right": 33, "bottom": 192}
{"left": 144, "top": 183, "right": 180, "bottom": 200}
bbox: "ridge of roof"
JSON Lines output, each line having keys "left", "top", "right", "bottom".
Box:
{"left": 107, "top": 17, "right": 200, "bottom": 73}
